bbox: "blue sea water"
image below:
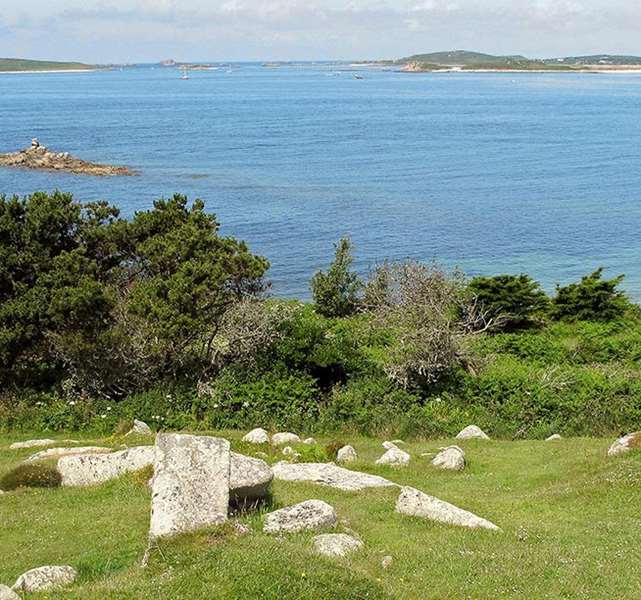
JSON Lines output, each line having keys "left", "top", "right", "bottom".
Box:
{"left": 1, "top": 64, "right": 641, "bottom": 299}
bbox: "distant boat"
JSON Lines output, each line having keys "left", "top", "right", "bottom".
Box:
{"left": 180, "top": 67, "right": 189, "bottom": 80}
{"left": 354, "top": 74, "right": 364, "bottom": 79}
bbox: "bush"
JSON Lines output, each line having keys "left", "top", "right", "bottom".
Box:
{"left": 551, "top": 268, "right": 629, "bottom": 322}
{"left": 0, "top": 463, "right": 62, "bottom": 491}
{"left": 468, "top": 274, "right": 549, "bottom": 331}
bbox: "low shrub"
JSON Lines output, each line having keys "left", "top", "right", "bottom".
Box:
{"left": 0, "top": 463, "right": 62, "bottom": 491}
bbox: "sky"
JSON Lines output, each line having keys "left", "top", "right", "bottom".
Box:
{"left": 1, "top": 0, "right": 641, "bottom": 63}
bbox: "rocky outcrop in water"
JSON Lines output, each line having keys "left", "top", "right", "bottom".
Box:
{"left": 0, "top": 139, "right": 135, "bottom": 176}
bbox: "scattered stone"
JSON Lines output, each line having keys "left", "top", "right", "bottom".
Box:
{"left": 12, "top": 565, "right": 77, "bottom": 592}
{"left": 313, "top": 533, "right": 363, "bottom": 557}
{"left": 272, "top": 462, "right": 396, "bottom": 491}
{"left": 242, "top": 428, "right": 270, "bottom": 444}
{"left": 9, "top": 439, "right": 56, "bottom": 450}
{"left": 149, "top": 433, "right": 230, "bottom": 540}
{"left": 58, "top": 446, "right": 155, "bottom": 487}
{"left": 25, "top": 446, "right": 112, "bottom": 463}
{"left": 382, "top": 441, "right": 399, "bottom": 450}
{"left": 271, "top": 432, "right": 300, "bottom": 445}
{"left": 126, "top": 419, "right": 152, "bottom": 436}
{"left": 230, "top": 452, "right": 273, "bottom": 504}
{"left": 607, "top": 432, "right": 641, "bottom": 457}
{"left": 546, "top": 434, "right": 562, "bottom": 441}
{"left": 455, "top": 425, "right": 490, "bottom": 441}
{"left": 431, "top": 446, "right": 465, "bottom": 471}
{"left": 233, "top": 522, "right": 252, "bottom": 535}
{"left": 376, "top": 447, "right": 410, "bottom": 467}
{"left": 0, "top": 584, "right": 20, "bottom": 600}
{"left": 282, "top": 446, "right": 297, "bottom": 457}
{"left": 263, "top": 499, "right": 337, "bottom": 534}
{"left": 395, "top": 486, "right": 499, "bottom": 530}
{"left": 336, "top": 445, "right": 358, "bottom": 464}
{"left": 391, "top": 439, "right": 405, "bottom": 445}
{"left": 381, "top": 555, "right": 393, "bottom": 569}
{"left": 303, "top": 437, "right": 317, "bottom": 445}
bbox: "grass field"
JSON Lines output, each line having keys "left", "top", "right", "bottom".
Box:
{"left": 0, "top": 58, "right": 94, "bottom": 72}
{"left": 1, "top": 431, "right": 640, "bottom": 599}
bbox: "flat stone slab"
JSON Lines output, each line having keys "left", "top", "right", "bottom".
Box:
{"left": 58, "top": 446, "right": 155, "bottom": 487}
{"left": 25, "top": 446, "right": 112, "bottom": 463}
{"left": 230, "top": 452, "right": 273, "bottom": 503}
{"left": 263, "top": 499, "right": 337, "bottom": 533}
{"left": 313, "top": 533, "right": 363, "bottom": 557}
{"left": 13, "top": 565, "right": 77, "bottom": 592}
{"left": 272, "top": 462, "right": 396, "bottom": 491}
{"left": 149, "top": 433, "right": 230, "bottom": 539}
{"left": 9, "top": 439, "right": 56, "bottom": 450}
{"left": 395, "top": 486, "right": 499, "bottom": 530}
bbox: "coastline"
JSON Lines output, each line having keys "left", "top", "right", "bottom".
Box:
{"left": 0, "top": 68, "right": 96, "bottom": 75}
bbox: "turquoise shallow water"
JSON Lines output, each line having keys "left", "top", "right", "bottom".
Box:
{"left": 1, "top": 64, "right": 641, "bottom": 299}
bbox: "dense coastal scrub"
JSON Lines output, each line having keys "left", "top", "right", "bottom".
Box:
{"left": 2, "top": 192, "right": 640, "bottom": 438}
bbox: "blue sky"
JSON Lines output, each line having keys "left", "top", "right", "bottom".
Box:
{"left": 1, "top": 0, "right": 640, "bottom": 63}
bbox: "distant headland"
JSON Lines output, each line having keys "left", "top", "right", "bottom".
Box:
{"left": 0, "top": 58, "right": 95, "bottom": 73}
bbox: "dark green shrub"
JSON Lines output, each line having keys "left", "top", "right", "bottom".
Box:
{"left": 468, "top": 274, "right": 549, "bottom": 331}
{"left": 324, "top": 440, "right": 346, "bottom": 460}
{"left": 0, "top": 463, "right": 62, "bottom": 491}
{"left": 551, "top": 268, "right": 629, "bottom": 322}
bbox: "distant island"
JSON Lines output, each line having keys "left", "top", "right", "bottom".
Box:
{"left": 0, "top": 58, "right": 95, "bottom": 73}
{"left": 393, "top": 50, "right": 641, "bottom": 72}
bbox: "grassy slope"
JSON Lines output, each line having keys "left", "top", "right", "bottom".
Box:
{"left": 2, "top": 431, "right": 641, "bottom": 599}
{"left": 0, "top": 58, "right": 94, "bottom": 72}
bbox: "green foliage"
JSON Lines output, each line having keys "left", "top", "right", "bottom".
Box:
{"left": 0, "top": 462, "right": 62, "bottom": 491}
{"left": 551, "top": 268, "right": 629, "bottom": 322}
{"left": 468, "top": 274, "right": 549, "bottom": 331}
{"left": 310, "top": 237, "right": 362, "bottom": 317}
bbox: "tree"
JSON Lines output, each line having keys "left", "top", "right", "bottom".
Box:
{"left": 467, "top": 274, "right": 549, "bottom": 331}
{"left": 551, "top": 268, "right": 629, "bottom": 322}
{"left": 310, "top": 237, "right": 362, "bottom": 318}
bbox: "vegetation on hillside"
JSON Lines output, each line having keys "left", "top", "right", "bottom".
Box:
{"left": 0, "top": 58, "right": 94, "bottom": 72}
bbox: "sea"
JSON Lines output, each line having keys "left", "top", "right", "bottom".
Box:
{"left": 1, "top": 63, "right": 641, "bottom": 300}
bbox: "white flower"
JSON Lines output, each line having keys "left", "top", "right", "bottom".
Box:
{"left": 106, "top": 406, "right": 112, "bottom": 411}
{"left": 242, "top": 402, "right": 249, "bottom": 408}
{"left": 101, "top": 414, "right": 106, "bottom": 419}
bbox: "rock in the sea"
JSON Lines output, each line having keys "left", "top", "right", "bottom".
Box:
{"left": 271, "top": 432, "right": 300, "bottom": 445}
{"left": 431, "top": 446, "right": 465, "bottom": 471}
{"left": 336, "top": 445, "right": 357, "bottom": 464}
{"left": 242, "top": 428, "right": 270, "bottom": 444}
{"left": 303, "top": 437, "right": 317, "bottom": 445}
{"left": 230, "top": 452, "right": 273, "bottom": 504}
{"left": 58, "top": 446, "right": 155, "bottom": 487}
{"left": 376, "top": 447, "right": 410, "bottom": 467}
{"left": 545, "top": 434, "right": 562, "bottom": 441}
{"left": 313, "top": 533, "right": 363, "bottom": 557}
{"left": 263, "top": 499, "right": 337, "bottom": 534}
{"left": 149, "top": 433, "right": 230, "bottom": 540}
{"left": 25, "top": 446, "right": 112, "bottom": 463}
{"left": 455, "top": 425, "right": 490, "bottom": 441}
{"left": 607, "top": 431, "right": 641, "bottom": 457}
{"left": 0, "top": 584, "right": 20, "bottom": 600}
{"left": 12, "top": 565, "right": 77, "bottom": 592}
{"left": 381, "top": 555, "right": 393, "bottom": 569}
{"left": 395, "top": 486, "right": 499, "bottom": 530}
{"left": 126, "top": 419, "right": 152, "bottom": 436}
{"left": 272, "top": 462, "right": 396, "bottom": 491}
{"left": 9, "top": 439, "right": 56, "bottom": 450}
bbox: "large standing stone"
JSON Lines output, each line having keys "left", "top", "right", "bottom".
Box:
{"left": 376, "top": 447, "right": 410, "bottom": 467}
{"left": 0, "top": 584, "right": 20, "bottom": 600}
{"left": 431, "top": 446, "right": 465, "bottom": 471}
{"left": 263, "top": 500, "right": 337, "bottom": 533}
{"left": 149, "top": 433, "right": 230, "bottom": 540}
{"left": 12, "top": 565, "right": 77, "bottom": 592}
{"left": 455, "top": 425, "right": 490, "bottom": 441}
{"left": 313, "top": 533, "right": 363, "bottom": 557}
{"left": 230, "top": 452, "right": 273, "bottom": 503}
{"left": 25, "top": 446, "right": 112, "bottom": 463}
{"left": 395, "top": 486, "right": 499, "bottom": 530}
{"left": 9, "top": 439, "right": 56, "bottom": 450}
{"left": 608, "top": 431, "right": 641, "bottom": 456}
{"left": 336, "top": 445, "right": 357, "bottom": 464}
{"left": 58, "top": 446, "right": 155, "bottom": 487}
{"left": 272, "top": 462, "right": 396, "bottom": 491}
{"left": 271, "top": 432, "right": 300, "bottom": 445}
{"left": 242, "top": 428, "right": 270, "bottom": 444}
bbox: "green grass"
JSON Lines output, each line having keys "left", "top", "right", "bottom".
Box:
{"left": 0, "top": 58, "right": 94, "bottom": 72}
{"left": 1, "top": 431, "right": 641, "bottom": 598}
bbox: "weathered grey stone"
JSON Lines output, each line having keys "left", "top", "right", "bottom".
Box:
{"left": 271, "top": 432, "right": 300, "bottom": 445}
{"left": 336, "top": 445, "right": 357, "bottom": 464}
{"left": 9, "top": 439, "right": 56, "bottom": 450}
{"left": 381, "top": 555, "right": 393, "bottom": 569}
{"left": 149, "top": 433, "right": 230, "bottom": 540}
{"left": 0, "top": 584, "right": 20, "bottom": 600}
{"left": 395, "top": 486, "right": 499, "bottom": 530}
{"left": 25, "top": 446, "right": 112, "bottom": 463}
{"left": 58, "top": 446, "right": 155, "bottom": 487}
{"left": 242, "top": 428, "right": 270, "bottom": 444}
{"left": 230, "top": 452, "right": 273, "bottom": 503}
{"left": 313, "top": 533, "right": 363, "bottom": 557}
{"left": 382, "top": 441, "right": 399, "bottom": 450}
{"left": 12, "top": 565, "right": 77, "bottom": 592}
{"left": 272, "top": 461, "right": 396, "bottom": 491}
{"left": 545, "top": 434, "right": 562, "bottom": 441}
{"left": 376, "top": 447, "right": 410, "bottom": 467}
{"left": 263, "top": 500, "right": 337, "bottom": 533}
{"left": 431, "top": 446, "right": 465, "bottom": 471}
{"left": 303, "top": 437, "right": 317, "bottom": 445}
{"left": 126, "top": 419, "right": 152, "bottom": 436}
{"left": 608, "top": 432, "right": 641, "bottom": 456}
{"left": 455, "top": 425, "right": 490, "bottom": 441}
{"left": 282, "top": 446, "right": 297, "bottom": 457}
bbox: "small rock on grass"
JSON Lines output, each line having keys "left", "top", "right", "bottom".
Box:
{"left": 382, "top": 441, "right": 398, "bottom": 450}
{"left": 243, "top": 428, "right": 270, "bottom": 444}
{"left": 431, "top": 446, "right": 465, "bottom": 471}
{"left": 313, "top": 533, "right": 363, "bottom": 557}
{"left": 9, "top": 439, "right": 56, "bottom": 450}
{"left": 455, "top": 425, "right": 490, "bottom": 441}
{"left": 263, "top": 499, "right": 337, "bottom": 534}
{"left": 13, "top": 565, "right": 77, "bottom": 592}
{"left": 376, "top": 447, "right": 410, "bottom": 467}
{"left": 607, "top": 431, "right": 641, "bottom": 456}
{"left": 303, "top": 437, "right": 317, "bottom": 445}
{"left": 545, "top": 434, "right": 562, "bottom": 441}
{"left": 0, "top": 584, "right": 20, "bottom": 600}
{"left": 381, "top": 555, "right": 393, "bottom": 569}
{"left": 336, "top": 445, "right": 357, "bottom": 463}
{"left": 271, "top": 432, "right": 300, "bottom": 446}
{"left": 126, "top": 419, "right": 152, "bottom": 436}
